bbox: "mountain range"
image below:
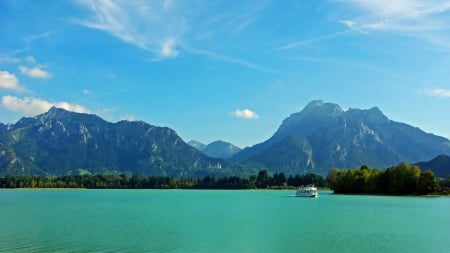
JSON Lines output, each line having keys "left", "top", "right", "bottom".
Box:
{"left": 1, "top": 100, "right": 449, "bottom": 177}
{"left": 0, "top": 107, "right": 227, "bottom": 177}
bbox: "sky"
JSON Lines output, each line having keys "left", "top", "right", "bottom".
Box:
{"left": 1, "top": 0, "right": 450, "bottom": 148}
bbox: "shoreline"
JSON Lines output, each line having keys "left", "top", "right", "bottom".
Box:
{"left": 2, "top": 188, "right": 448, "bottom": 196}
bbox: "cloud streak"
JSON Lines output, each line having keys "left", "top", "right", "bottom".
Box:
{"left": 275, "top": 30, "right": 351, "bottom": 51}
{"left": 1, "top": 95, "right": 89, "bottom": 115}
{"left": 232, "top": 109, "right": 259, "bottom": 119}
{"left": 186, "top": 47, "right": 274, "bottom": 72}
{"left": 417, "top": 88, "right": 450, "bottom": 98}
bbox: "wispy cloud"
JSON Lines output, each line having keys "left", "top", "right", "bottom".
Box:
{"left": 276, "top": 30, "right": 351, "bottom": 51}
{"left": 186, "top": 47, "right": 274, "bottom": 72}
{"left": 1, "top": 95, "right": 89, "bottom": 115}
{"left": 19, "top": 66, "right": 52, "bottom": 79}
{"left": 225, "top": 3, "right": 268, "bottom": 35}
{"left": 75, "top": 0, "right": 186, "bottom": 60}
{"left": 338, "top": 0, "right": 450, "bottom": 47}
{"left": 338, "top": 20, "right": 367, "bottom": 34}
{"left": 0, "top": 71, "right": 26, "bottom": 92}
{"left": 416, "top": 88, "right": 450, "bottom": 98}
{"left": 75, "top": 0, "right": 273, "bottom": 71}
{"left": 232, "top": 109, "right": 259, "bottom": 119}
{"left": 0, "top": 56, "right": 20, "bottom": 64}
{"left": 25, "top": 31, "right": 54, "bottom": 43}
{"left": 0, "top": 55, "right": 39, "bottom": 65}
{"left": 290, "top": 56, "right": 403, "bottom": 80}
{"left": 338, "top": 0, "right": 450, "bottom": 32}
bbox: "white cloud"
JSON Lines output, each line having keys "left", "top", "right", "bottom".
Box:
{"left": 55, "top": 102, "right": 89, "bottom": 113}
{"left": 417, "top": 88, "right": 450, "bottom": 98}
{"left": 19, "top": 66, "right": 52, "bottom": 79}
{"left": 0, "top": 71, "right": 26, "bottom": 92}
{"left": 232, "top": 109, "right": 259, "bottom": 119}
{"left": 1, "top": 95, "right": 89, "bottom": 115}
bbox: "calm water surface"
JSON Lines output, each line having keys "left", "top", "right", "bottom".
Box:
{"left": 0, "top": 190, "right": 449, "bottom": 253}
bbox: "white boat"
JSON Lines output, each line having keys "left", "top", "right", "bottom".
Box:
{"left": 295, "top": 185, "right": 318, "bottom": 197}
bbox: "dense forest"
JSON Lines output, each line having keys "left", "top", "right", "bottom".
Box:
{"left": 327, "top": 163, "right": 449, "bottom": 195}
{"left": 0, "top": 170, "right": 325, "bottom": 189}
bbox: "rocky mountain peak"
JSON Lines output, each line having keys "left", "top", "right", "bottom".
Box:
{"left": 346, "top": 106, "right": 389, "bottom": 124}
{"left": 302, "top": 100, "right": 344, "bottom": 116}
{"left": 34, "top": 107, "right": 102, "bottom": 124}
{"left": 35, "top": 107, "right": 70, "bottom": 122}
{"left": 275, "top": 101, "right": 344, "bottom": 140}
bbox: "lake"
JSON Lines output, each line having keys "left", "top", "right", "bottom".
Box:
{"left": 0, "top": 190, "right": 449, "bottom": 253}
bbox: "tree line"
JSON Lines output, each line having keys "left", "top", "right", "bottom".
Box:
{"left": 0, "top": 170, "right": 325, "bottom": 189}
{"left": 326, "top": 163, "right": 446, "bottom": 195}
{"left": 2, "top": 163, "right": 448, "bottom": 194}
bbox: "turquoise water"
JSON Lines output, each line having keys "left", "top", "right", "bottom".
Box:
{"left": 0, "top": 190, "right": 449, "bottom": 253}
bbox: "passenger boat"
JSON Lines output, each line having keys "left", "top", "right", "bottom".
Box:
{"left": 295, "top": 185, "right": 318, "bottom": 197}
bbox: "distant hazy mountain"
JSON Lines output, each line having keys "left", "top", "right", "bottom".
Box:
{"left": 416, "top": 155, "right": 450, "bottom": 178}
{"left": 231, "top": 100, "right": 450, "bottom": 175}
{"left": 188, "top": 140, "right": 206, "bottom": 151}
{"left": 202, "top": 140, "right": 241, "bottom": 159}
{"left": 0, "top": 107, "right": 227, "bottom": 177}
{"left": 188, "top": 140, "right": 241, "bottom": 159}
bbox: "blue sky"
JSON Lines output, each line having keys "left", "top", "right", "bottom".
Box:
{"left": 1, "top": 0, "right": 450, "bottom": 148}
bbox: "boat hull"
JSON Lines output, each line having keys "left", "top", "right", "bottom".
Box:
{"left": 295, "top": 185, "right": 318, "bottom": 198}
{"left": 295, "top": 194, "right": 317, "bottom": 198}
